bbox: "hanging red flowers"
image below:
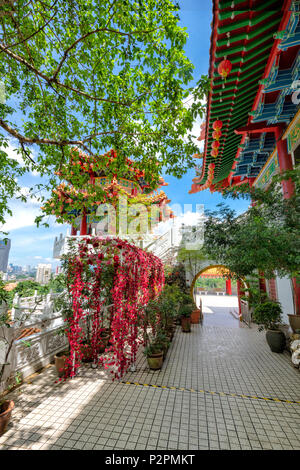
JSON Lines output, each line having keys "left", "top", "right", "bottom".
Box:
{"left": 218, "top": 59, "right": 232, "bottom": 79}
{"left": 61, "top": 237, "right": 164, "bottom": 381}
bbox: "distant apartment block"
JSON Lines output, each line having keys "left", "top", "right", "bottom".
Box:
{"left": 36, "top": 263, "right": 52, "bottom": 284}
{"left": 0, "top": 239, "right": 11, "bottom": 272}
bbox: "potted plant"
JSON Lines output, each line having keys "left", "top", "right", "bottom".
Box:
{"left": 190, "top": 307, "right": 201, "bottom": 324}
{"left": 180, "top": 304, "right": 193, "bottom": 333}
{"left": 252, "top": 300, "right": 286, "bottom": 353}
{"left": 0, "top": 299, "right": 14, "bottom": 436}
{"left": 54, "top": 350, "right": 69, "bottom": 377}
{"left": 154, "top": 329, "right": 170, "bottom": 360}
{"left": 287, "top": 314, "right": 300, "bottom": 334}
{"left": 144, "top": 342, "right": 164, "bottom": 370}
{"left": 0, "top": 399, "right": 14, "bottom": 437}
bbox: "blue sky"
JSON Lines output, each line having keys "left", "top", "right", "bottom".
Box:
{"left": 2, "top": 0, "right": 250, "bottom": 268}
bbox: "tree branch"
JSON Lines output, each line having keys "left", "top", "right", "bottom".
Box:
{"left": 51, "top": 26, "right": 159, "bottom": 82}
{"left": 0, "top": 0, "right": 59, "bottom": 51}
{"left": 0, "top": 43, "right": 131, "bottom": 105}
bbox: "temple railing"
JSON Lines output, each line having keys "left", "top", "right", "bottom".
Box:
{"left": 240, "top": 299, "right": 252, "bottom": 327}
{"left": 0, "top": 293, "right": 68, "bottom": 393}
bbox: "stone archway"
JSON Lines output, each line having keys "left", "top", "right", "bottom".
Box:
{"left": 190, "top": 264, "right": 248, "bottom": 318}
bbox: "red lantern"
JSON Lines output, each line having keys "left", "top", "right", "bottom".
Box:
{"left": 212, "top": 130, "right": 222, "bottom": 140}
{"left": 218, "top": 59, "right": 232, "bottom": 79}
{"left": 213, "top": 120, "right": 223, "bottom": 131}
{"left": 211, "top": 149, "right": 219, "bottom": 157}
{"left": 212, "top": 141, "right": 220, "bottom": 149}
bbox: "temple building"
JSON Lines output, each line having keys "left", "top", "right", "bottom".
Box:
{"left": 189, "top": 0, "right": 300, "bottom": 322}
{"left": 46, "top": 148, "right": 175, "bottom": 258}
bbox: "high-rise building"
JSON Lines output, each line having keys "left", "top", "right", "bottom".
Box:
{"left": 0, "top": 239, "right": 11, "bottom": 272}
{"left": 35, "top": 263, "right": 52, "bottom": 284}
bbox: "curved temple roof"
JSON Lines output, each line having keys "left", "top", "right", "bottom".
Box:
{"left": 190, "top": 0, "right": 295, "bottom": 193}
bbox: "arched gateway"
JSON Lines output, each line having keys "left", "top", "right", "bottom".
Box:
{"left": 187, "top": 263, "right": 248, "bottom": 320}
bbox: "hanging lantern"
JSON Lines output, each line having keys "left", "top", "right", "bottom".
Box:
{"left": 211, "top": 149, "right": 219, "bottom": 157}
{"left": 212, "top": 141, "right": 220, "bottom": 149}
{"left": 213, "top": 120, "right": 223, "bottom": 131}
{"left": 212, "top": 130, "right": 222, "bottom": 140}
{"left": 218, "top": 59, "right": 232, "bottom": 79}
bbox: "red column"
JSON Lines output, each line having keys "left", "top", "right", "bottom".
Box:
{"left": 276, "top": 135, "right": 299, "bottom": 314}
{"left": 80, "top": 209, "right": 87, "bottom": 236}
{"left": 71, "top": 226, "right": 77, "bottom": 236}
{"left": 276, "top": 136, "right": 295, "bottom": 199}
{"left": 237, "top": 279, "right": 242, "bottom": 320}
{"left": 292, "top": 278, "right": 300, "bottom": 316}
{"left": 258, "top": 272, "right": 267, "bottom": 295}
{"left": 226, "top": 279, "right": 232, "bottom": 295}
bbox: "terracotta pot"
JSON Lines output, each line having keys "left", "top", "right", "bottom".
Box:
{"left": 54, "top": 353, "right": 68, "bottom": 377}
{"left": 147, "top": 351, "right": 163, "bottom": 370}
{"left": 191, "top": 309, "right": 201, "bottom": 324}
{"left": 288, "top": 314, "right": 300, "bottom": 333}
{"left": 0, "top": 400, "right": 14, "bottom": 436}
{"left": 181, "top": 316, "right": 191, "bottom": 332}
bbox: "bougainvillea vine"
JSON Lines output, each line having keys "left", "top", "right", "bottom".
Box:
{"left": 61, "top": 236, "right": 164, "bottom": 380}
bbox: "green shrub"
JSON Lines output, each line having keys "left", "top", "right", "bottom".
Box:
{"left": 144, "top": 342, "right": 163, "bottom": 357}
{"left": 252, "top": 301, "right": 282, "bottom": 331}
{"left": 180, "top": 304, "right": 193, "bottom": 318}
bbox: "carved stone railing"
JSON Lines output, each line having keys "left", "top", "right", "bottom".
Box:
{"left": 11, "top": 290, "right": 63, "bottom": 321}
{"left": 0, "top": 295, "right": 67, "bottom": 393}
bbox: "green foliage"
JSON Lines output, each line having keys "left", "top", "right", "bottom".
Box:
{"left": 0, "top": 1, "right": 209, "bottom": 231}
{"left": 252, "top": 301, "right": 283, "bottom": 331}
{"left": 195, "top": 278, "right": 225, "bottom": 289}
{"left": 48, "top": 273, "right": 66, "bottom": 293}
{"left": 164, "top": 263, "right": 187, "bottom": 290}
{"left": 179, "top": 303, "right": 193, "bottom": 318}
{"left": 143, "top": 342, "right": 163, "bottom": 356}
{"left": 0, "top": 279, "right": 9, "bottom": 305}
{"left": 153, "top": 328, "right": 170, "bottom": 349}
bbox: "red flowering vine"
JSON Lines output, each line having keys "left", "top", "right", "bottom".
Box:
{"left": 61, "top": 236, "right": 164, "bottom": 380}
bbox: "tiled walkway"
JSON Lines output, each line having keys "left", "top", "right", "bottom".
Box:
{"left": 0, "top": 296, "right": 299, "bottom": 450}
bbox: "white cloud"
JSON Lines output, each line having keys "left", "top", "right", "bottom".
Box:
{"left": 183, "top": 94, "right": 207, "bottom": 149}
{"left": 0, "top": 203, "right": 41, "bottom": 232}
{"left": 153, "top": 210, "right": 203, "bottom": 236}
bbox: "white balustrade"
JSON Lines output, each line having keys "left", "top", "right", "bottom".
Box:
{"left": 0, "top": 292, "right": 68, "bottom": 392}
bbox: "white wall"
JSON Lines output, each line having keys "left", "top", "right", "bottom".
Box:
{"left": 276, "top": 276, "right": 294, "bottom": 324}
